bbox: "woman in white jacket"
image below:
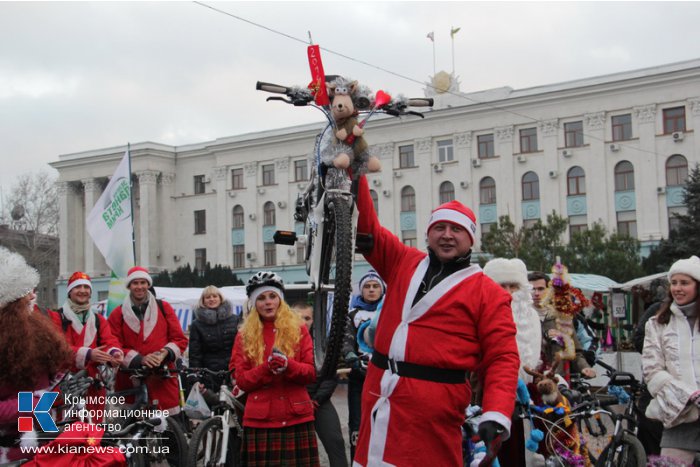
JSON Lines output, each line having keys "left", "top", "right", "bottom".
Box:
{"left": 642, "top": 255, "right": 700, "bottom": 465}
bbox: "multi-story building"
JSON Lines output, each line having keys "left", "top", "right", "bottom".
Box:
{"left": 51, "top": 59, "right": 700, "bottom": 296}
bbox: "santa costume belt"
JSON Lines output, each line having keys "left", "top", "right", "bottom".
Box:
{"left": 371, "top": 351, "right": 467, "bottom": 384}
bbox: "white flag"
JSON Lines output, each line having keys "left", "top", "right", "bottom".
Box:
{"left": 86, "top": 150, "right": 135, "bottom": 278}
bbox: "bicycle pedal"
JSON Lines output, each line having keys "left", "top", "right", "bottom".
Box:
{"left": 273, "top": 230, "right": 297, "bottom": 246}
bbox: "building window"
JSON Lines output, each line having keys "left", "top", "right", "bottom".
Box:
{"left": 478, "top": 134, "right": 495, "bottom": 159}
{"left": 616, "top": 211, "right": 637, "bottom": 238}
{"left": 666, "top": 154, "right": 688, "bottom": 186}
{"left": 262, "top": 164, "right": 275, "bottom": 186}
{"left": 194, "top": 210, "right": 206, "bottom": 234}
{"left": 668, "top": 206, "right": 685, "bottom": 233}
{"left": 480, "top": 177, "right": 496, "bottom": 204}
{"left": 437, "top": 139, "right": 454, "bottom": 163}
{"left": 194, "top": 175, "right": 206, "bottom": 194}
{"left": 233, "top": 245, "right": 244, "bottom": 269}
{"left": 232, "top": 205, "right": 244, "bottom": 229}
{"left": 439, "top": 181, "right": 455, "bottom": 204}
{"left": 263, "top": 201, "right": 276, "bottom": 226}
{"left": 522, "top": 171, "right": 540, "bottom": 201}
{"left": 294, "top": 159, "right": 308, "bottom": 181}
{"left": 663, "top": 106, "right": 686, "bottom": 134}
{"left": 231, "top": 168, "right": 244, "bottom": 190}
{"left": 402, "top": 230, "right": 417, "bottom": 247}
{"left": 399, "top": 145, "right": 415, "bottom": 168}
{"left": 523, "top": 219, "right": 538, "bottom": 229}
{"left": 569, "top": 215, "right": 588, "bottom": 239}
{"left": 195, "top": 248, "right": 207, "bottom": 271}
{"left": 614, "top": 161, "right": 635, "bottom": 191}
{"left": 369, "top": 189, "right": 379, "bottom": 215}
{"left": 564, "top": 121, "right": 584, "bottom": 148}
{"left": 401, "top": 186, "right": 416, "bottom": 212}
{"left": 612, "top": 114, "right": 632, "bottom": 141}
{"left": 567, "top": 166, "right": 586, "bottom": 195}
{"left": 519, "top": 128, "right": 538, "bottom": 153}
{"left": 264, "top": 242, "right": 276, "bottom": 266}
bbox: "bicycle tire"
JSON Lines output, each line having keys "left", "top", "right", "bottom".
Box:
{"left": 312, "top": 195, "right": 353, "bottom": 380}
{"left": 148, "top": 417, "right": 188, "bottom": 467}
{"left": 595, "top": 432, "right": 646, "bottom": 467}
{"left": 188, "top": 416, "right": 241, "bottom": 467}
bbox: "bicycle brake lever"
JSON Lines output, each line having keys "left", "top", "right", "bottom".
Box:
{"left": 266, "top": 96, "right": 293, "bottom": 104}
{"left": 406, "top": 110, "right": 425, "bottom": 118}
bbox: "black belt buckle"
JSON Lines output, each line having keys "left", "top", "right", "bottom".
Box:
{"left": 387, "top": 357, "right": 399, "bottom": 375}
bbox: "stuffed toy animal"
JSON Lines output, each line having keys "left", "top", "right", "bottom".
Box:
{"left": 321, "top": 76, "right": 381, "bottom": 174}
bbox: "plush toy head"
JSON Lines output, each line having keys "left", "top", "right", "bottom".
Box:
{"left": 327, "top": 77, "right": 358, "bottom": 122}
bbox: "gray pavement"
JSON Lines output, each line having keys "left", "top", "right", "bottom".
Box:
{"left": 317, "top": 381, "right": 351, "bottom": 467}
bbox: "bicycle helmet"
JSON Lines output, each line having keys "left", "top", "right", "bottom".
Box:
{"left": 246, "top": 271, "right": 285, "bottom": 307}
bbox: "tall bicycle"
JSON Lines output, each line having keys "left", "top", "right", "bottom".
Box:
{"left": 257, "top": 79, "right": 432, "bottom": 379}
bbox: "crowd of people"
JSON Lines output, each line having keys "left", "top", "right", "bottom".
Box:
{"left": 1, "top": 171, "right": 699, "bottom": 466}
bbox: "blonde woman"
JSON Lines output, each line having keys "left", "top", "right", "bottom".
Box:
{"left": 189, "top": 285, "right": 240, "bottom": 391}
{"left": 229, "top": 272, "right": 319, "bottom": 466}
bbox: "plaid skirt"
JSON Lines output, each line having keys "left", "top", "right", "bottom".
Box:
{"left": 243, "top": 421, "right": 320, "bottom": 467}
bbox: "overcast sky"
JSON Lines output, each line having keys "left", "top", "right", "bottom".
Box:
{"left": 2, "top": 1, "right": 700, "bottom": 198}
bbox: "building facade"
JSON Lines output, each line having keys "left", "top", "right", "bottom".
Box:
{"left": 51, "top": 59, "right": 700, "bottom": 296}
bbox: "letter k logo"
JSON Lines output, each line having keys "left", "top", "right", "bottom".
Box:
{"left": 17, "top": 392, "right": 59, "bottom": 433}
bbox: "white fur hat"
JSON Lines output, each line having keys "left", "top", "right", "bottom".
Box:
{"left": 0, "top": 246, "right": 40, "bottom": 308}
{"left": 668, "top": 255, "right": 700, "bottom": 283}
{"left": 483, "top": 257, "right": 529, "bottom": 288}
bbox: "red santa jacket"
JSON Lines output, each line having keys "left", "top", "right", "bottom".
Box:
{"left": 353, "top": 175, "right": 520, "bottom": 467}
{"left": 230, "top": 321, "right": 316, "bottom": 429}
{"left": 108, "top": 298, "right": 188, "bottom": 411}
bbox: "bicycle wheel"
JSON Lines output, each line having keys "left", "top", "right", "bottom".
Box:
{"left": 188, "top": 416, "right": 241, "bottom": 467}
{"left": 595, "top": 432, "right": 646, "bottom": 467}
{"left": 148, "top": 417, "right": 188, "bottom": 467}
{"left": 312, "top": 194, "right": 353, "bottom": 380}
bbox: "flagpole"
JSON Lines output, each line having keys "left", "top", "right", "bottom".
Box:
{"left": 433, "top": 39, "right": 436, "bottom": 76}
{"left": 451, "top": 32, "right": 455, "bottom": 75}
{"left": 127, "top": 142, "right": 136, "bottom": 264}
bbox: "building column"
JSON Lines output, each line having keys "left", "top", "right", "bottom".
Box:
{"left": 56, "top": 181, "right": 71, "bottom": 279}
{"left": 136, "top": 170, "right": 159, "bottom": 268}
{"left": 633, "top": 104, "right": 660, "bottom": 239}
{"left": 81, "top": 178, "right": 100, "bottom": 275}
{"left": 213, "top": 166, "right": 229, "bottom": 266}
{"left": 159, "top": 173, "right": 175, "bottom": 270}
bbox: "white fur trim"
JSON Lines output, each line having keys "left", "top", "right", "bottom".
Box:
{"left": 123, "top": 349, "right": 140, "bottom": 367}
{"left": 121, "top": 292, "right": 159, "bottom": 340}
{"left": 249, "top": 286, "right": 284, "bottom": 309}
{"left": 61, "top": 299, "right": 97, "bottom": 347}
{"left": 164, "top": 342, "right": 182, "bottom": 360}
{"left": 126, "top": 269, "right": 152, "bottom": 287}
{"left": 19, "top": 429, "right": 40, "bottom": 448}
{"left": 427, "top": 209, "right": 477, "bottom": 243}
{"left": 76, "top": 346, "right": 91, "bottom": 369}
{"left": 483, "top": 258, "right": 529, "bottom": 288}
{"left": 479, "top": 411, "right": 512, "bottom": 439}
{"left": 67, "top": 278, "right": 91, "bottom": 295}
{"left": 0, "top": 246, "right": 40, "bottom": 308}
{"left": 0, "top": 447, "right": 9, "bottom": 464}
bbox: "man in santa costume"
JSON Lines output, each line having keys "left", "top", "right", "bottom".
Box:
{"left": 108, "top": 266, "right": 188, "bottom": 412}
{"left": 47, "top": 272, "right": 123, "bottom": 420}
{"left": 352, "top": 176, "right": 520, "bottom": 466}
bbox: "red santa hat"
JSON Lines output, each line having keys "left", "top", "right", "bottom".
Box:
{"left": 426, "top": 200, "right": 477, "bottom": 244}
{"left": 67, "top": 271, "right": 92, "bottom": 295}
{"left": 668, "top": 255, "right": 700, "bottom": 283}
{"left": 126, "top": 266, "right": 152, "bottom": 287}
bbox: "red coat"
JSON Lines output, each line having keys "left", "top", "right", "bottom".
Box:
{"left": 353, "top": 176, "right": 520, "bottom": 466}
{"left": 47, "top": 308, "right": 123, "bottom": 420}
{"left": 108, "top": 299, "right": 188, "bottom": 411}
{"left": 230, "top": 321, "right": 316, "bottom": 429}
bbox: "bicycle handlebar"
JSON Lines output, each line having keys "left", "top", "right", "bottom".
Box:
{"left": 406, "top": 97, "right": 434, "bottom": 107}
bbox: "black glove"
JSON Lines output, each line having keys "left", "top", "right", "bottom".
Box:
{"left": 345, "top": 352, "right": 360, "bottom": 369}
{"left": 583, "top": 349, "right": 596, "bottom": 366}
{"left": 478, "top": 420, "right": 505, "bottom": 445}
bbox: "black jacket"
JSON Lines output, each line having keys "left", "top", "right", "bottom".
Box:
{"left": 188, "top": 300, "right": 240, "bottom": 373}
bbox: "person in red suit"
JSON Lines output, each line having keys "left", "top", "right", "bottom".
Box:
{"left": 352, "top": 175, "right": 520, "bottom": 466}
{"left": 47, "top": 272, "right": 123, "bottom": 421}
{"left": 230, "top": 272, "right": 319, "bottom": 466}
{"left": 108, "top": 266, "right": 188, "bottom": 412}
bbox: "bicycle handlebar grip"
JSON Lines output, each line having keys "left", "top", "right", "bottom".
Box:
{"left": 256, "top": 81, "right": 291, "bottom": 95}
{"left": 407, "top": 97, "right": 434, "bottom": 107}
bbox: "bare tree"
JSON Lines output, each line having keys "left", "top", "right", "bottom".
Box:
{"left": 4, "top": 171, "right": 59, "bottom": 235}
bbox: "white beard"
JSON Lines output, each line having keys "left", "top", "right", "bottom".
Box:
{"left": 511, "top": 288, "right": 542, "bottom": 382}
